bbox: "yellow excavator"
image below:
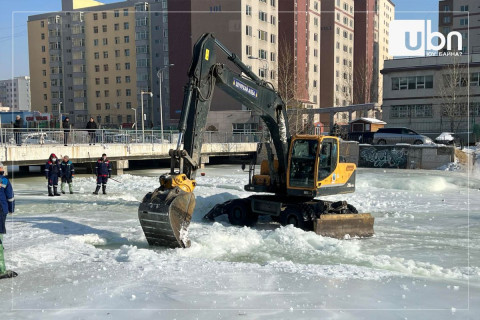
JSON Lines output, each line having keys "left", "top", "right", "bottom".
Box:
{"left": 138, "top": 33, "right": 374, "bottom": 248}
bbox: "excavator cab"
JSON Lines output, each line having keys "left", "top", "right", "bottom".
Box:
{"left": 286, "top": 136, "right": 356, "bottom": 197}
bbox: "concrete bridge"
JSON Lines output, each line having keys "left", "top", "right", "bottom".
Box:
{"left": 1, "top": 143, "right": 258, "bottom": 174}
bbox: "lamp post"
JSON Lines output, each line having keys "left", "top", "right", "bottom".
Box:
{"left": 157, "top": 64, "right": 174, "bottom": 142}
{"left": 248, "top": 56, "right": 268, "bottom": 78}
{"left": 59, "top": 101, "right": 63, "bottom": 129}
{"left": 130, "top": 107, "right": 137, "bottom": 140}
{"left": 140, "top": 91, "right": 153, "bottom": 143}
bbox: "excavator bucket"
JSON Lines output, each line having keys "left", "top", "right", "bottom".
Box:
{"left": 138, "top": 187, "right": 195, "bottom": 248}
{"left": 314, "top": 213, "right": 374, "bottom": 239}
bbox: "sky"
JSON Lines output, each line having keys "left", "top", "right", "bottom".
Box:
{"left": 0, "top": 0, "right": 440, "bottom": 80}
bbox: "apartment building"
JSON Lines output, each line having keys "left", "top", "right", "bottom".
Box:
{"left": 278, "top": 0, "right": 321, "bottom": 109}
{"left": 439, "top": 0, "right": 480, "bottom": 54}
{"left": 320, "top": 0, "right": 355, "bottom": 124}
{"left": 168, "top": 0, "right": 279, "bottom": 127}
{"left": 381, "top": 54, "right": 480, "bottom": 139}
{"left": 0, "top": 76, "right": 31, "bottom": 111}
{"left": 28, "top": 0, "right": 170, "bottom": 128}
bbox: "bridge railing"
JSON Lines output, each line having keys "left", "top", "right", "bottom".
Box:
{"left": 0, "top": 128, "right": 265, "bottom": 146}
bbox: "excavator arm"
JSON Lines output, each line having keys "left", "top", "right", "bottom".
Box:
{"left": 138, "top": 33, "right": 291, "bottom": 248}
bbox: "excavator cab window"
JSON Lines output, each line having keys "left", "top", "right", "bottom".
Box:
{"left": 289, "top": 139, "right": 318, "bottom": 188}
{"left": 318, "top": 138, "right": 338, "bottom": 181}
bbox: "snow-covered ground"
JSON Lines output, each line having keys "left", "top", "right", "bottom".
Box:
{"left": 1, "top": 165, "right": 479, "bottom": 319}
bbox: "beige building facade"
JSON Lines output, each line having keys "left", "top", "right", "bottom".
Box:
{"left": 28, "top": 0, "right": 170, "bottom": 128}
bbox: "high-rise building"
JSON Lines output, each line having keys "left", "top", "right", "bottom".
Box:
{"left": 278, "top": 0, "right": 321, "bottom": 110}
{"left": 0, "top": 76, "right": 31, "bottom": 111}
{"left": 439, "top": 0, "right": 479, "bottom": 54}
{"left": 353, "top": 0, "right": 377, "bottom": 105}
{"left": 167, "top": 0, "right": 278, "bottom": 122}
{"left": 28, "top": 0, "right": 170, "bottom": 128}
{"left": 320, "top": 0, "right": 355, "bottom": 124}
{"left": 28, "top": 0, "right": 278, "bottom": 130}
{"left": 374, "top": 0, "right": 394, "bottom": 104}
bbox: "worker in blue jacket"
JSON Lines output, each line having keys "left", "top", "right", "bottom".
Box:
{"left": 45, "top": 153, "right": 61, "bottom": 196}
{"left": 60, "top": 155, "right": 75, "bottom": 194}
{"left": 0, "top": 162, "right": 16, "bottom": 279}
{"left": 93, "top": 153, "right": 112, "bottom": 195}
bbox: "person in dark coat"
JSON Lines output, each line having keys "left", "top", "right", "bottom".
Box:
{"left": 45, "top": 153, "right": 61, "bottom": 196}
{"left": 86, "top": 117, "right": 97, "bottom": 145}
{"left": 0, "top": 162, "right": 16, "bottom": 279}
{"left": 60, "top": 155, "right": 75, "bottom": 194}
{"left": 63, "top": 117, "right": 71, "bottom": 146}
{"left": 93, "top": 153, "right": 112, "bottom": 195}
{"left": 13, "top": 115, "right": 24, "bottom": 146}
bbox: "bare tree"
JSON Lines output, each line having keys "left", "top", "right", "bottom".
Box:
{"left": 277, "top": 35, "right": 311, "bottom": 135}
{"left": 436, "top": 56, "right": 469, "bottom": 132}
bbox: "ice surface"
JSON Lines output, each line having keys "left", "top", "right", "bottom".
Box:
{"left": 0, "top": 165, "right": 479, "bottom": 319}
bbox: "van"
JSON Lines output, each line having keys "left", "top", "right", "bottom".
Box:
{"left": 372, "top": 127, "right": 433, "bottom": 145}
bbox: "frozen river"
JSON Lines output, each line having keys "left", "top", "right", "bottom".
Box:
{"left": 0, "top": 165, "right": 479, "bottom": 319}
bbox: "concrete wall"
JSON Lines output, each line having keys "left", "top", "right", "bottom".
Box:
{"left": 358, "top": 144, "right": 455, "bottom": 169}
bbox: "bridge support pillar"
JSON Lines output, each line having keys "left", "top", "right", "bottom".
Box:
{"left": 113, "top": 160, "right": 129, "bottom": 175}
{"left": 199, "top": 156, "right": 209, "bottom": 169}
{"left": 19, "top": 166, "right": 29, "bottom": 173}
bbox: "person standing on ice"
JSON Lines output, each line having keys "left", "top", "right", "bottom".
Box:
{"left": 60, "top": 155, "right": 75, "bottom": 194}
{"left": 0, "top": 162, "right": 16, "bottom": 279}
{"left": 93, "top": 153, "right": 111, "bottom": 195}
{"left": 45, "top": 153, "right": 61, "bottom": 196}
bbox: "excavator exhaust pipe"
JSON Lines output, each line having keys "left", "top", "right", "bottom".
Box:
{"left": 138, "top": 187, "right": 195, "bottom": 248}
{"left": 314, "top": 213, "right": 374, "bottom": 239}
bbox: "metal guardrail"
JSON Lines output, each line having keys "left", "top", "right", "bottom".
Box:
{"left": 0, "top": 128, "right": 265, "bottom": 146}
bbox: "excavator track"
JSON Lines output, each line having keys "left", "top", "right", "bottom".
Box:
{"left": 138, "top": 187, "right": 195, "bottom": 248}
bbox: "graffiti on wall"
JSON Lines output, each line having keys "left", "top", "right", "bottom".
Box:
{"left": 359, "top": 146, "right": 408, "bottom": 168}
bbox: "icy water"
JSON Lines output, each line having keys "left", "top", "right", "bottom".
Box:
{"left": 0, "top": 166, "right": 479, "bottom": 319}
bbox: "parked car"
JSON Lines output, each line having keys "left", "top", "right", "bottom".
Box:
{"left": 372, "top": 127, "right": 433, "bottom": 145}
{"left": 22, "top": 132, "right": 58, "bottom": 145}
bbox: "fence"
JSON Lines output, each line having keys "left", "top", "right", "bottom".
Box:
{"left": 0, "top": 128, "right": 265, "bottom": 146}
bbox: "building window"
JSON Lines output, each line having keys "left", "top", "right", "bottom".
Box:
{"left": 95, "top": 65, "right": 100, "bottom": 72}
{"left": 125, "top": 49, "right": 130, "bottom": 56}
{"left": 102, "top": 12, "right": 107, "bottom": 19}
{"left": 93, "top": 13, "right": 98, "bottom": 20}
{"left": 116, "top": 76, "right": 121, "bottom": 84}
{"left": 116, "top": 89, "right": 121, "bottom": 97}
{"left": 233, "top": 123, "right": 258, "bottom": 134}
{"left": 270, "top": 34, "right": 276, "bottom": 43}
{"left": 114, "top": 23, "right": 119, "bottom": 31}
{"left": 103, "top": 51, "right": 108, "bottom": 58}
{"left": 125, "top": 76, "right": 131, "bottom": 83}
{"left": 95, "top": 78, "right": 100, "bottom": 85}
{"left": 270, "top": 15, "right": 276, "bottom": 25}
{"left": 104, "top": 77, "right": 109, "bottom": 84}
{"left": 258, "top": 49, "right": 267, "bottom": 59}
{"left": 124, "top": 9, "right": 128, "bottom": 16}
{"left": 270, "top": 52, "right": 276, "bottom": 62}
{"left": 391, "top": 76, "right": 434, "bottom": 90}
{"left": 126, "top": 89, "right": 131, "bottom": 96}
{"left": 103, "top": 38, "right": 108, "bottom": 45}
{"left": 114, "top": 10, "right": 119, "bottom": 17}
{"left": 124, "top": 22, "right": 129, "bottom": 30}
{"left": 93, "top": 26, "right": 98, "bottom": 33}
{"left": 102, "top": 25, "right": 107, "bottom": 32}
{"left": 460, "top": 5, "right": 469, "bottom": 12}
{"left": 391, "top": 105, "right": 433, "bottom": 118}
{"left": 103, "top": 64, "right": 108, "bottom": 71}
{"left": 258, "top": 30, "right": 268, "bottom": 41}
{"left": 115, "top": 49, "right": 120, "bottom": 57}
{"left": 96, "top": 103, "right": 101, "bottom": 110}
{"left": 246, "top": 25, "right": 252, "bottom": 36}
{"left": 95, "top": 91, "right": 100, "bottom": 98}
{"left": 246, "top": 5, "right": 252, "bottom": 16}
{"left": 116, "top": 63, "right": 121, "bottom": 71}
{"left": 259, "top": 11, "right": 268, "bottom": 22}
{"left": 124, "top": 36, "right": 130, "bottom": 43}
{"left": 460, "top": 18, "right": 468, "bottom": 26}
{"left": 246, "top": 45, "right": 252, "bottom": 56}
{"left": 105, "top": 103, "right": 110, "bottom": 110}
{"left": 471, "top": 73, "right": 480, "bottom": 86}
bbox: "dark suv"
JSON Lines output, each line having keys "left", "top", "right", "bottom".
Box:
{"left": 373, "top": 127, "right": 433, "bottom": 145}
